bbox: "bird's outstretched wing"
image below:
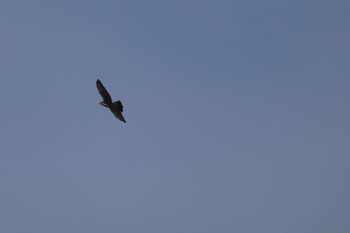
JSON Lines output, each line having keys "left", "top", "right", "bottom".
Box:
{"left": 112, "top": 101, "right": 126, "bottom": 123}
{"left": 96, "top": 79, "right": 112, "bottom": 105}
{"left": 112, "top": 110, "right": 126, "bottom": 123}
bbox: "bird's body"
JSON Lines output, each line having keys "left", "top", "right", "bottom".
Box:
{"left": 96, "top": 79, "right": 126, "bottom": 123}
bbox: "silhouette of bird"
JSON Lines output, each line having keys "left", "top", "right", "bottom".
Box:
{"left": 96, "top": 79, "right": 126, "bottom": 123}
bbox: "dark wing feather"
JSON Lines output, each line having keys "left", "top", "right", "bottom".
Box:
{"left": 112, "top": 109, "right": 126, "bottom": 123}
{"left": 96, "top": 79, "right": 112, "bottom": 104}
{"left": 111, "top": 100, "right": 126, "bottom": 122}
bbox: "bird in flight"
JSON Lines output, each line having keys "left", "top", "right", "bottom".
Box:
{"left": 96, "top": 79, "right": 126, "bottom": 123}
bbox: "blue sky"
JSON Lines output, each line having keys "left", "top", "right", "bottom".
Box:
{"left": 1, "top": 1, "right": 349, "bottom": 232}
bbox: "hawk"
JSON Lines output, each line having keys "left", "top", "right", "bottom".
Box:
{"left": 96, "top": 79, "right": 126, "bottom": 123}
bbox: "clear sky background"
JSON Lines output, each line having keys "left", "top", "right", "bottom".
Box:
{"left": 1, "top": 1, "right": 349, "bottom": 232}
